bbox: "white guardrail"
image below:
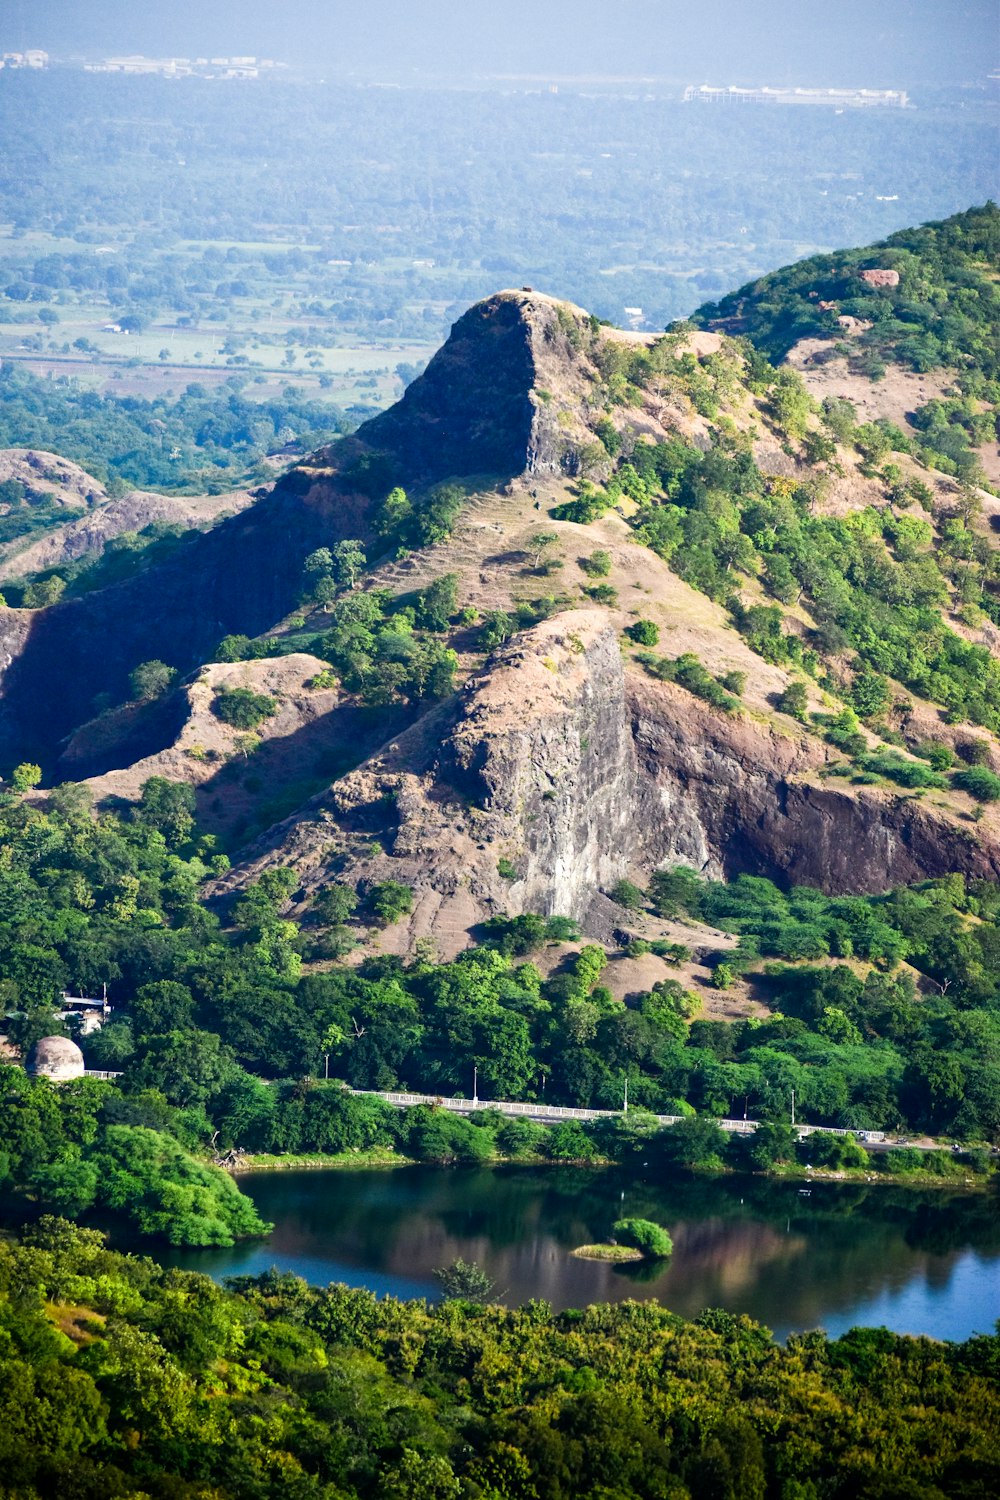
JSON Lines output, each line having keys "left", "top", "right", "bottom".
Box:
{"left": 344, "top": 1088, "right": 884, "bottom": 1143}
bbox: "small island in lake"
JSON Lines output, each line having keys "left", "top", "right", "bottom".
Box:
{"left": 573, "top": 1217, "right": 673, "bottom": 1262}
{"left": 572, "top": 1243, "right": 645, "bottom": 1263}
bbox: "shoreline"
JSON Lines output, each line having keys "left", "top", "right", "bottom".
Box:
{"left": 229, "top": 1150, "right": 995, "bottom": 1193}
{"left": 232, "top": 1147, "right": 415, "bottom": 1173}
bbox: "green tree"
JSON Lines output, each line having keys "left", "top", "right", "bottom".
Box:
{"left": 303, "top": 547, "right": 333, "bottom": 577}
{"left": 612, "top": 1216, "right": 673, "bottom": 1257}
{"left": 953, "top": 766, "right": 1000, "bottom": 801}
{"left": 416, "top": 573, "right": 458, "bottom": 631}
{"left": 129, "top": 660, "right": 177, "bottom": 702}
{"left": 373, "top": 485, "right": 412, "bottom": 537}
{"left": 777, "top": 680, "right": 808, "bottom": 720}
{"left": 625, "top": 619, "right": 659, "bottom": 646}
{"left": 368, "top": 880, "right": 414, "bottom": 928}
{"left": 580, "top": 549, "right": 612, "bottom": 577}
{"left": 10, "top": 762, "right": 42, "bottom": 794}
{"left": 92, "top": 1125, "right": 269, "bottom": 1245}
{"left": 332, "top": 538, "right": 366, "bottom": 588}
{"left": 850, "top": 668, "right": 891, "bottom": 721}
{"left": 135, "top": 777, "right": 196, "bottom": 847}
{"left": 213, "top": 688, "right": 278, "bottom": 729}
{"left": 433, "top": 1258, "right": 496, "bottom": 1303}
{"left": 610, "top": 879, "right": 645, "bottom": 911}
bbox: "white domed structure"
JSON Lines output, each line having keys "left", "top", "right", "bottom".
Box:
{"left": 26, "top": 1035, "right": 85, "bottom": 1081}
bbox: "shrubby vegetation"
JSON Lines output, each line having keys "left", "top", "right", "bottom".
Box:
{"left": 613, "top": 1216, "right": 673, "bottom": 1257}
{"left": 636, "top": 649, "right": 741, "bottom": 712}
{"left": 211, "top": 574, "right": 462, "bottom": 707}
{"left": 694, "top": 203, "right": 1000, "bottom": 380}
{"left": 314, "top": 585, "right": 459, "bottom": 705}
{"left": 579, "top": 419, "right": 1000, "bottom": 733}
{"left": 213, "top": 687, "right": 279, "bottom": 729}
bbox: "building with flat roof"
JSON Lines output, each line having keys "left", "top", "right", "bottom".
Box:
{"left": 683, "top": 84, "right": 909, "bottom": 109}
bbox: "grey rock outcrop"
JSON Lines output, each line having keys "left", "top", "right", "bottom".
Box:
{"left": 217, "top": 611, "right": 1000, "bottom": 951}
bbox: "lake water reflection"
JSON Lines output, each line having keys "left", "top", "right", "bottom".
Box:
{"left": 165, "top": 1165, "right": 1000, "bottom": 1341}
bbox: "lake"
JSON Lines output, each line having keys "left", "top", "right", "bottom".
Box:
{"left": 165, "top": 1164, "right": 1000, "bottom": 1342}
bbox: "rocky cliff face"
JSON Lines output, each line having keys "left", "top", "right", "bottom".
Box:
{"left": 627, "top": 676, "right": 999, "bottom": 892}
{"left": 0, "top": 485, "right": 255, "bottom": 583}
{"left": 218, "top": 611, "right": 1000, "bottom": 950}
{"left": 4, "top": 283, "right": 998, "bottom": 944}
{"left": 0, "top": 449, "right": 105, "bottom": 512}
{"left": 312, "top": 289, "right": 606, "bottom": 485}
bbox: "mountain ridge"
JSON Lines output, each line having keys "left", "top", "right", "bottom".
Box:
{"left": 2, "top": 215, "right": 999, "bottom": 961}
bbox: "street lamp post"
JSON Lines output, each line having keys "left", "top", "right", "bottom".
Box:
{"left": 623, "top": 1074, "right": 629, "bottom": 1115}
{"left": 473, "top": 1064, "right": 478, "bottom": 1107}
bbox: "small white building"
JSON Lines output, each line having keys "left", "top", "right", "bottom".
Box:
{"left": 57, "top": 990, "right": 111, "bottom": 1035}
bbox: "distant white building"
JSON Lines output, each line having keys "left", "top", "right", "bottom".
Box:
{"left": 683, "top": 84, "right": 909, "bottom": 109}
{"left": 1, "top": 50, "right": 49, "bottom": 69}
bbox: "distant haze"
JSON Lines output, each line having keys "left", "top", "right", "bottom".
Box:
{"left": 4, "top": 0, "right": 998, "bottom": 85}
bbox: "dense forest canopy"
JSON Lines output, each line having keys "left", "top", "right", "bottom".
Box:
{"left": 0, "top": 364, "right": 352, "bottom": 495}
{"left": 0, "top": 1217, "right": 995, "bottom": 1500}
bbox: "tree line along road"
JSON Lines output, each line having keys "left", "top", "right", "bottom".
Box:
{"left": 341, "top": 1086, "right": 919, "bottom": 1147}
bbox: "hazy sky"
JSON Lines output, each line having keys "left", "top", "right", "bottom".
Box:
{"left": 3, "top": 1, "right": 997, "bottom": 85}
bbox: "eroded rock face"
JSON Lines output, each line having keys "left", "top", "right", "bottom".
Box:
{"left": 217, "top": 611, "right": 1000, "bottom": 952}
{"left": 0, "top": 486, "right": 255, "bottom": 582}
{"left": 442, "top": 614, "right": 640, "bottom": 918}
{"left": 627, "top": 677, "right": 1000, "bottom": 892}
{"left": 0, "top": 482, "right": 368, "bottom": 768}
{"left": 310, "top": 288, "right": 608, "bottom": 485}
{"left": 356, "top": 294, "right": 538, "bottom": 483}
{"left": 0, "top": 449, "right": 105, "bottom": 511}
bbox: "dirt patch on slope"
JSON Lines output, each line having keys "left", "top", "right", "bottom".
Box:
{"left": 785, "top": 341, "right": 956, "bottom": 428}
{"left": 0, "top": 448, "right": 105, "bottom": 510}
{"left": 81, "top": 654, "right": 347, "bottom": 835}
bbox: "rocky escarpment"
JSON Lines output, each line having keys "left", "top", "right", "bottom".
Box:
{"left": 0, "top": 449, "right": 105, "bottom": 511}
{"left": 308, "top": 289, "right": 612, "bottom": 486}
{"left": 0, "top": 292, "right": 608, "bottom": 773}
{"left": 217, "top": 611, "right": 1000, "bottom": 951}
{"left": 0, "top": 479, "right": 369, "bottom": 770}
{"left": 627, "top": 675, "right": 1000, "bottom": 892}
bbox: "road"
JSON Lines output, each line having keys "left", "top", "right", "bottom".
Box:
{"left": 343, "top": 1086, "right": 903, "bottom": 1146}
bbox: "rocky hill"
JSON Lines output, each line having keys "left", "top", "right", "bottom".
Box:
{"left": 691, "top": 202, "right": 1000, "bottom": 485}
{"left": 3, "top": 231, "right": 1000, "bottom": 959}
{"left": 0, "top": 478, "right": 254, "bottom": 583}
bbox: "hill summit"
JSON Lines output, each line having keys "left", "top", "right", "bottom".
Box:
{"left": 1, "top": 211, "right": 1000, "bottom": 966}
{"left": 0, "top": 290, "right": 651, "bottom": 766}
